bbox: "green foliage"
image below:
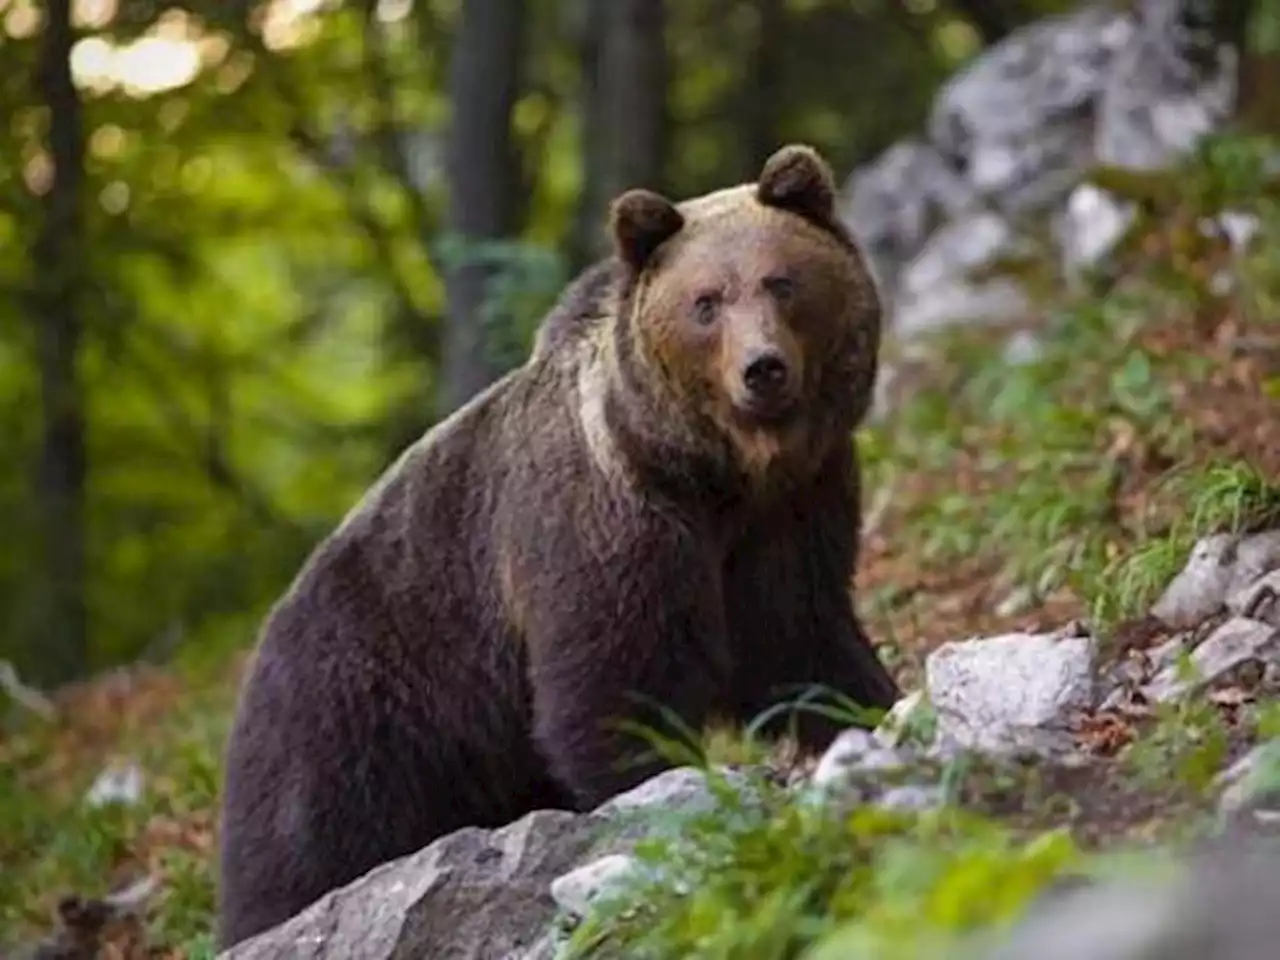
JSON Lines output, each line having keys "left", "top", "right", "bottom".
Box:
{"left": 1090, "top": 461, "right": 1280, "bottom": 628}
{"left": 435, "top": 233, "right": 569, "bottom": 371}
{"left": 0, "top": 675, "right": 233, "bottom": 947}
{"left": 1125, "top": 680, "right": 1232, "bottom": 798}
{"left": 863, "top": 147, "right": 1280, "bottom": 637}
{"left": 562, "top": 774, "right": 1084, "bottom": 960}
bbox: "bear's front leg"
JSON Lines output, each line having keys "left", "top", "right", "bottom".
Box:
{"left": 522, "top": 514, "right": 732, "bottom": 811}
{"left": 725, "top": 452, "right": 901, "bottom": 756}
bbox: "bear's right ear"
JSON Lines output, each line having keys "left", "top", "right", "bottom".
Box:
{"left": 756, "top": 144, "right": 837, "bottom": 224}
{"left": 609, "top": 189, "right": 685, "bottom": 271}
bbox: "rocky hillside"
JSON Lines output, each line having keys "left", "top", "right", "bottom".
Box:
{"left": 4, "top": 3, "right": 1280, "bottom": 959}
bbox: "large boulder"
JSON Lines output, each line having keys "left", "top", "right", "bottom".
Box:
{"left": 215, "top": 767, "right": 745, "bottom": 960}
{"left": 838, "top": 0, "right": 1239, "bottom": 350}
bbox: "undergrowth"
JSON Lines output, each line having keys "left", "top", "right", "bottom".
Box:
{"left": 861, "top": 132, "right": 1280, "bottom": 643}
{"left": 562, "top": 770, "right": 1081, "bottom": 960}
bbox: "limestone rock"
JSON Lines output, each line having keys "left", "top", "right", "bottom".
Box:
{"left": 1145, "top": 616, "right": 1280, "bottom": 702}
{"left": 1151, "top": 531, "right": 1280, "bottom": 629}
{"left": 1094, "top": 0, "right": 1238, "bottom": 171}
{"left": 218, "top": 810, "right": 600, "bottom": 960}
{"left": 549, "top": 854, "right": 638, "bottom": 921}
{"left": 1218, "top": 741, "right": 1280, "bottom": 825}
{"left": 838, "top": 139, "right": 979, "bottom": 290}
{"left": 928, "top": 5, "right": 1132, "bottom": 213}
{"left": 977, "top": 841, "right": 1280, "bottom": 960}
{"left": 926, "top": 625, "right": 1097, "bottom": 757}
{"left": 1059, "top": 183, "right": 1137, "bottom": 277}
{"left": 891, "top": 213, "right": 1033, "bottom": 338}
{"left": 218, "top": 767, "right": 745, "bottom": 960}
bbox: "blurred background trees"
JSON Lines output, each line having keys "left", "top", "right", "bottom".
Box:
{"left": 1, "top": 0, "right": 1276, "bottom": 686}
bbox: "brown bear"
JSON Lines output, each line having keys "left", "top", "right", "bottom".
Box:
{"left": 215, "top": 144, "right": 900, "bottom": 948}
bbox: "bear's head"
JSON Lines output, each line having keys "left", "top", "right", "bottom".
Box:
{"left": 605, "top": 144, "right": 881, "bottom": 489}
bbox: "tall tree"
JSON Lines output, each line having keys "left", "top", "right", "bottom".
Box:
{"left": 571, "top": 0, "right": 669, "bottom": 267}
{"left": 744, "top": 0, "right": 785, "bottom": 174}
{"left": 29, "top": 0, "right": 88, "bottom": 684}
{"left": 440, "top": 0, "right": 528, "bottom": 413}
{"left": 599, "top": 0, "right": 668, "bottom": 200}
{"left": 569, "top": 0, "right": 609, "bottom": 270}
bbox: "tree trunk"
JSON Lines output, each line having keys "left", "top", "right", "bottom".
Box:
{"left": 598, "top": 0, "right": 668, "bottom": 201}
{"left": 569, "top": 0, "right": 609, "bottom": 270}
{"left": 744, "top": 0, "right": 784, "bottom": 175}
{"left": 441, "top": 0, "right": 527, "bottom": 414}
{"left": 571, "top": 0, "right": 668, "bottom": 267}
{"left": 31, "top": 0, "right": 88, "bottom": 684}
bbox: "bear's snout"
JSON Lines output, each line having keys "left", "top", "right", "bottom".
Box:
{"left": 743, "top": 349, "right": 789, "bottom": 396}
{"left": 737, "top": 347, "right": 797, "bottom": 421}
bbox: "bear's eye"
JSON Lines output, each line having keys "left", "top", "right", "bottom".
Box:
{"left": 763, "top": 275, "right": 796, "bottom": 302}
{"left": 691, "top": 293, "right": 720, "bottom": 326}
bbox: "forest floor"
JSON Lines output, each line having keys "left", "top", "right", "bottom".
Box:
{"left": 3, "top": 143, "right": 1280, "bottom": 958}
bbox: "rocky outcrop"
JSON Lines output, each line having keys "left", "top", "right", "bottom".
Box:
{"left": 974, "top": 839, "right": 1280, "bottom": 960}
{"left": 839, "top": 0, "right": 1239, "bottom": 345}
{"left": 216, "top": 767, "right": 743, "bottom": 960}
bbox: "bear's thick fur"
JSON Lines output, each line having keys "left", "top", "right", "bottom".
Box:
{"left": 215, "top": 144, "right": 900, "bottom": 948}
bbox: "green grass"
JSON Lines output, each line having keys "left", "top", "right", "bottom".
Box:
{"left": 860, "top": 146, "right": 1280, "bottom": 642}
{"left": 0, "top": 669, "right": 234, "bottom": 954}
{"left": 561, "top": 769, "right": 1081, "bottom": 960}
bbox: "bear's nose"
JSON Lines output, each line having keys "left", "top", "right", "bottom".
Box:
{"left": 742, "top": 351, "right": 789, "bottom": 397}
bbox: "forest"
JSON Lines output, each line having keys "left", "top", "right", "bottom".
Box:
{"left": 0, "top": 0, "right": 1074, "bottom": 686}
{"left": 4, "top": 1, "right": 1280, "bottom": 958}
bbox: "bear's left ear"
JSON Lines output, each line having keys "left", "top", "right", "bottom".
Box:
{"left": 610, "top": 189, "right": 685, "bottom": 271}
{"left": 756, "top": 144, "right": 837, "bottom": 224}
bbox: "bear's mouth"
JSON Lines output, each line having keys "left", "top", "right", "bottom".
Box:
{"left": 732, "top": 394, "right": 800, "bottom": 428}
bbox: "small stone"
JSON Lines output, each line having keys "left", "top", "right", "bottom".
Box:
{"left": 876, "top": 784, "right": 944, "bottom": 813}
{"left": 1060, "top": 183, "right": 1136, "bottom": 276}
{"left": 810, "top": 728, "right": 879, "bottom": 789}
{"left": 549, "top": 854, "right": 638, "bottom": 920}
{"left": 1217, "top": 741, "right": 1280, "bottom": 821}
{"left": 1151, "top": 531, "right": 1280, "bottom": 629}
{"left": 1001, "top": 332, "right": 1044, "bottom": 368}
{"left": 1226, "top": 570, "right": 1280, "bottom": 625}
{"left": 1144, "top": 617, "right": 1280, "bottom": 702}
{"left": 1218, "top": 210, "right": 1262, "bottom": 255}
{"left": 84, "top": 759, "right": 144, "bottom": 808}
{"left": 927, "top": 630, "right": 1097, "bottom": 757}
{"left": 872, "top": 690, "right": 930, "bottom": 749}
{"left": 595, "top": 766, "right": 738, "bottom": 817}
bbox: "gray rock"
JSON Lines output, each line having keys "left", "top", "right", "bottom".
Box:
{"left": 1095, "top": 0, "right": 1238, "bottom": 171}
{"left": 1145, "top": 616, "right": 1280, "bottom": 702}
{"left": 876, "top": 784, "right": 944, "bottom": 813}
{"left": 838, "top": 139, "right": 979, "bottom": 290}
{"left": 218, "top": 809, "right": 605, "bottom": 960}
{"left": 810, "top": 728, "right": 880, "bottom": 790}
{"left": 976, "top": 841, "right": 1280, "bottom": 960}
{"left": 1000, "top": 331, "right": 1044, "bottom": 368}
{"left": 872, "top": 689, "right": 931, "bottom": 750}
{"left": 1218, "top": 210, "right": 1263, "bottom": 255}
{"left": 219, "top": 766, "right": 748, "bottom": 960}
{"left": 1218, "top": 741, "right": 1280, "bottom": 823}
{"left": 1226, "top": 570, "right": 1280, "bottom": 625}
{"left": 549, "top": 854, "right": 638, "bottom": 920}
{"left": 927, "top": 627, "right": 1097, "bottom": 757}
{"left": 1059, "top": 182, "right": 1137, "bottom": 277}
{"left": 928, "top": 4, "right": 1132, "bottom": 213}
{"left": 595, "top": 765, "right": 741, "bottom": 818}
{"left": 83, "top": 759, "right": 144, "bottom": 809}
{"left": 1151, "top": 531, "right": 1280, "bottom": 629}
{"left": 892, "top": 213, "right": 1033, "bottom": 338}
